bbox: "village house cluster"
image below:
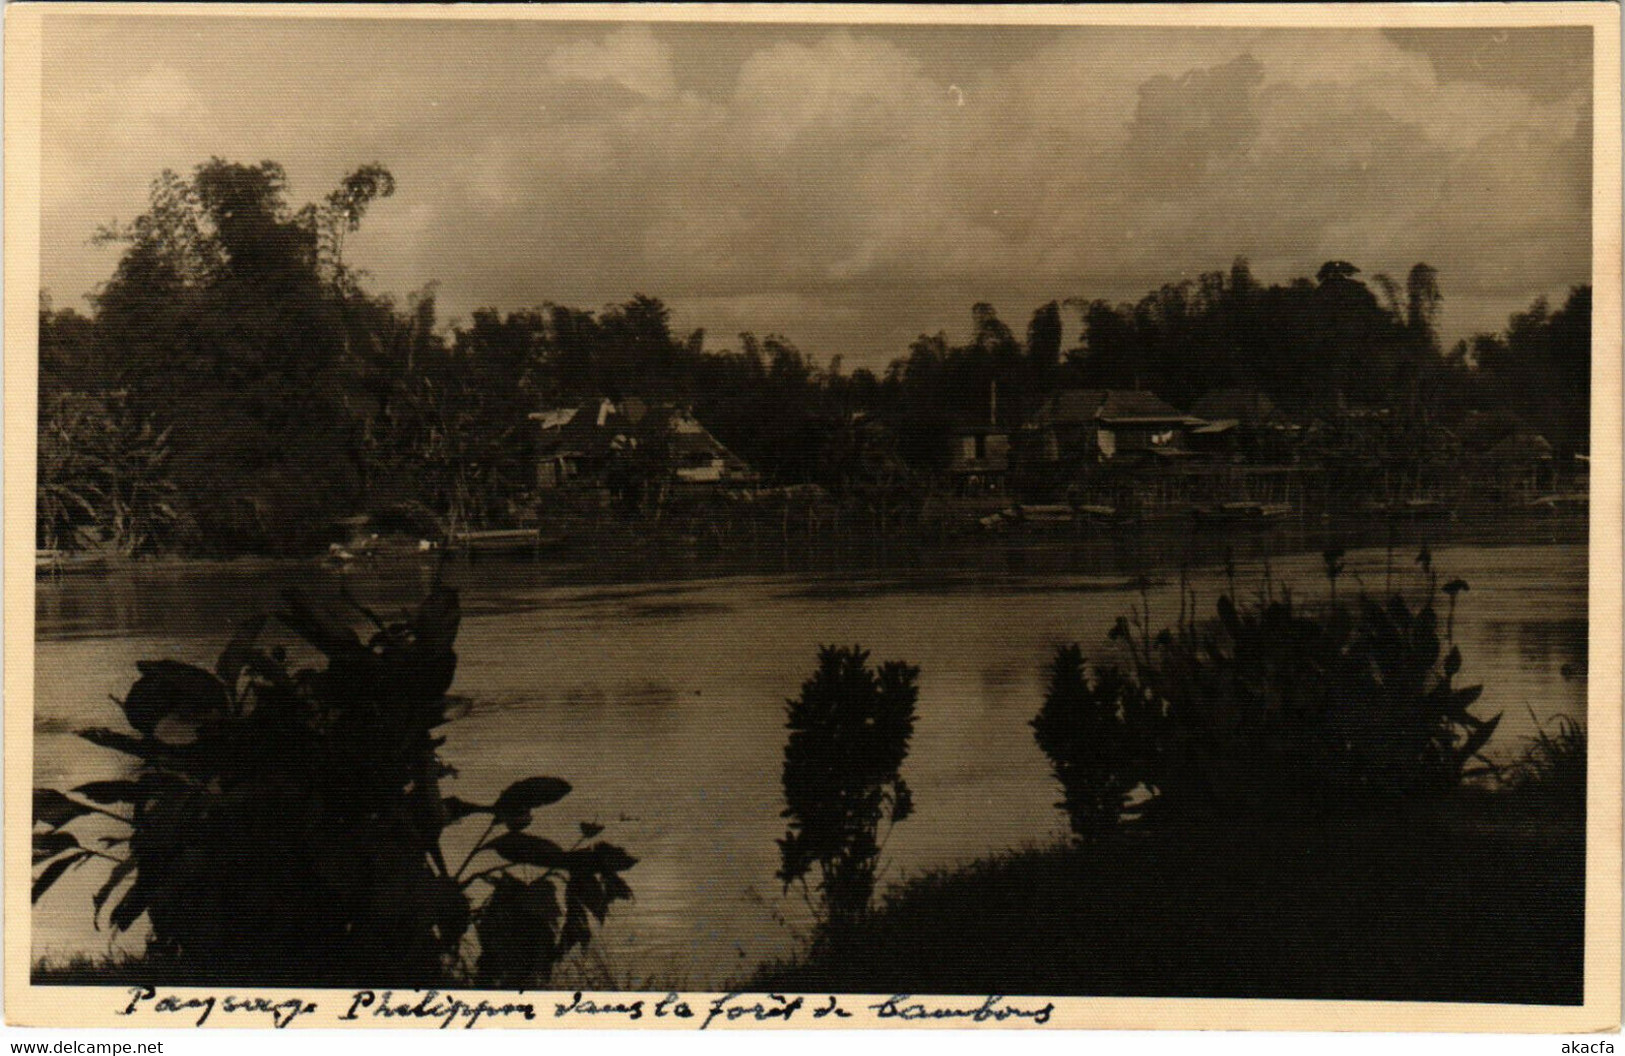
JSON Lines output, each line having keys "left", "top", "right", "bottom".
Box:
{"left": 527, "top": 387, "right": 1583, "bottom": 531}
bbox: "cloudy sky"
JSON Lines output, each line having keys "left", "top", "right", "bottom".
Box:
{"left": 41, "top": 14, "right": 1592, "bottom": 368}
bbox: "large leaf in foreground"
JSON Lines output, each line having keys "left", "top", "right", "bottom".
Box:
{"left": 124, "top": 660, "right": 230, "bottom": 735}
{"left": 494, "top": 777, "right": 571, "bottom": 815}
{"left": 34, "top": 788, "right": 92, "bottom": 827}
{"left": 485, "top": 832, "right": 568, "bottom": 869}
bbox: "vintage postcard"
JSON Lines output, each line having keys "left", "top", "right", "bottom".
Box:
{"left": 4, "top": 2, "right": 1620, "bottom": 1033}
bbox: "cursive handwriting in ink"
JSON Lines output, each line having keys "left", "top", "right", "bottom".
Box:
{"left": 699, "top": 991, "right": 805, "bottom": 1030}
{"left": 554, "top": 991, "right": 645, "bottom": 1020}
{"left": 552, "top": 991, "right": 701, "bottom": 1021}
{"left": 870, "top": 994, "right": 1055, "bottom": 1025}
{"left": 118, "top": 987, "right": 318, "bottom": 1028}
{"left": 341, "top": 989, "right": 537, "bottom": 1029}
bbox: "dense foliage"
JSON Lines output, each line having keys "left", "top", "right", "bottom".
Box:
{"left": 1030, "top": 647, "right": 1157, "bottom": 839}
{"left": 1034, "top": 554, "right": 1499, "bottom": 832}
{"left": 777, "top": 646, "right": 918, "bottom": 929}
{"left": 32, "top": 583, "right": 633, "bottom": 987}
{"left": 39, "top": 157, "right": 1592, "bottom": 556}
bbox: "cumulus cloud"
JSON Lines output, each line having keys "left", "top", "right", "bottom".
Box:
{"left": 546, "top": 24, "right": 678, "bottom": 102}
{"left": 39, "top": 16, "right": 1592, "bottom": 364}
{"left": 1126, "top": 52, "right": 1267, "bottom": 192}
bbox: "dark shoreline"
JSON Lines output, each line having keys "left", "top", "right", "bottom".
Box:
{"left": 37, "top": 507, "right": 1587, "bottom": 590}
{"left": 34, "top": 511, "right": 1587, "bottom": 646}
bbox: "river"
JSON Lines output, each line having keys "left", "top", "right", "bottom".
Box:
{"left": 31, "top": 534, "right": 1589, "bottom": 986}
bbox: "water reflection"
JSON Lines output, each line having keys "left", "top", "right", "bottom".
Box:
{"left": 1479, "top": 617, "right": 1588, "bottom": 675}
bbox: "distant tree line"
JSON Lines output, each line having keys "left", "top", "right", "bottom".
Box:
{"left": 38, "top": 158, "right": 1592, "bottom": 556}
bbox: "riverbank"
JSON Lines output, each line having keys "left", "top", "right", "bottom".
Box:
{"left": 37, "top": 774, "right": 1586, "bottom": 999}
{"left": 32, "top": 537, "right": 1588, "bottom": 990}
{"left": 750, "top": 778, "right": 1585, "bottom": 1003}
{"left": 36, "top": 505, "right": 1587, "bottom": 593}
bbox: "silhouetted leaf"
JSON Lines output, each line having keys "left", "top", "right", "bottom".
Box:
{"left": 34, "top": 788, "right": 92, "bottom": 828}
{"left": 567, "top": 873, "right": 609, "bottom": 922}
{"left": 124, "top": 660, "right": 229, "bottom": 735}
{"left": 430, "top": 874, "right": 469, "bottom": 940}
{"left": 1451, "top": 684, "right": 1484, "bottom": 712}
{"left": 1443, "top": 646, "right": 1462, "bottom": 678}
{"left": 276, "top": 589, "right": 361, "bottom": 656}
{"left": 33, "top": 853, "right": 83, "bottom": 903}
{"left": 1457, "top": 713, "right": 1502, "bottom": 764}
{"left": 443, "top": 796, "right": 492, "bottom": 823}
{"left": 486, "top": 832, "right": 568, "bottom": 869}
{"left": 91, "top": 856, "right": 137, "bottom": 929}
{"left": 603, "top": 873, "right": 633, "bottom": 903}
{"left": 34, "top": 831, "right": 80, "bottom": 863}
{"left": 475, "top": 876, "right": 556, "bottom": 988}
{"left": 579, "top": 821, "right": 604, "bottom": 839}
{"left": 77, "top": 727, "right": 161, "bottom": 761}
{"left": 215, "top": 614, "right": 267, "bottom": 688}
{"left": 559, "top": 897, "right": 591, "bottom": 954}
{"left": 510, "top": 870, "right": 548, "bottom": 909}
{"left": 72, "top": 780, "right": 144, "bottom": 805}
{"left": 240, "top": 650, "right": 297, "bottom": 692}
{"left": 494, "top": 777, "right": 571, "bottom": 815}
{"left": 109, "top": 875, "right": 153, "bottom": 932}
{"left": 587, "top": 842, "right": 637, "bottom": 874}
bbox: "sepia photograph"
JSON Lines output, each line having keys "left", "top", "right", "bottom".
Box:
{"left": 6, "top": 2, "right": 1620, "bottom": 1032}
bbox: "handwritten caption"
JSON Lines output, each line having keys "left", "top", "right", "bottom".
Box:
{"left": 116, "top": 986, "right": 1055, "bottom": 1029}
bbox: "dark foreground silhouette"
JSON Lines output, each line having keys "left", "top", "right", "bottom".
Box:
{"left": 754, "top": 783, "right": 1583, "bottom": 1004}
{"left": 33, "top": 582, "right": 633, "bottom": 989}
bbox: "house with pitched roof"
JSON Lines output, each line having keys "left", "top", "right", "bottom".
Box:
{"left": 1187, "top": 387, "right": 1301, "bottom": 462}
{"left": 1020, "top": 389, "right": 1205, "bottom": 465}
{"left": 531, "top": 398, "right": 757, "bottom": 491}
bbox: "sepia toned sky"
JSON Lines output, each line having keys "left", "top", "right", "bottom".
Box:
{"left": 40, "top": 14, "right": 1593, "bottom": 368}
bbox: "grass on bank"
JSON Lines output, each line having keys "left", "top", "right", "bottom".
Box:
{"left": 39, "top": 725, "right": 1586, "bottom": 1000}
{"left": 751, "top": 724, "right": 1587, "bottom": 1005}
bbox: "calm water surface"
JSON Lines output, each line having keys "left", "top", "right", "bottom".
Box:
{"left": 32, "top": 539, "right": 1588, "bottom": 985}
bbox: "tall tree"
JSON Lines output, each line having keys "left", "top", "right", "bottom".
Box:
{"left": 1405, "top": 263, "right": 1443, "bottom": 348}
{"left": 87, "top": 158, "right": 397, "bottom": 553}
{"left": 1026, "top": 301, "right": 1063, "bottom": 374}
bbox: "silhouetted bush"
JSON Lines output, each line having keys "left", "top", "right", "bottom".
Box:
{"left": 33, "top": 584, "right": 633, "bottom": 987}
{"left": 777, "top": 645, "right": 918, "bottom": 930}
{"left": 1039, "top": 552, "right": 1499, "bottom": 825}
{"left": 1030, "top": 646, "right": 1160, "bottom": 839}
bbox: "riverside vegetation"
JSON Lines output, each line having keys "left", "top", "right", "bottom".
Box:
{"left": 35, "top": 552, "right": 1584, "bottom": 1001}
{"left": 32, "top": 580, "right": 635, "bottom": 988}
{"left": 40, "top": 158, "right": 1591, "bottom": 559}
{"left": 776, "top": 646, "right": 919, "bottom": 934}
{"left": 757, "top": 550, "right": 1585, "bottom": 1003}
